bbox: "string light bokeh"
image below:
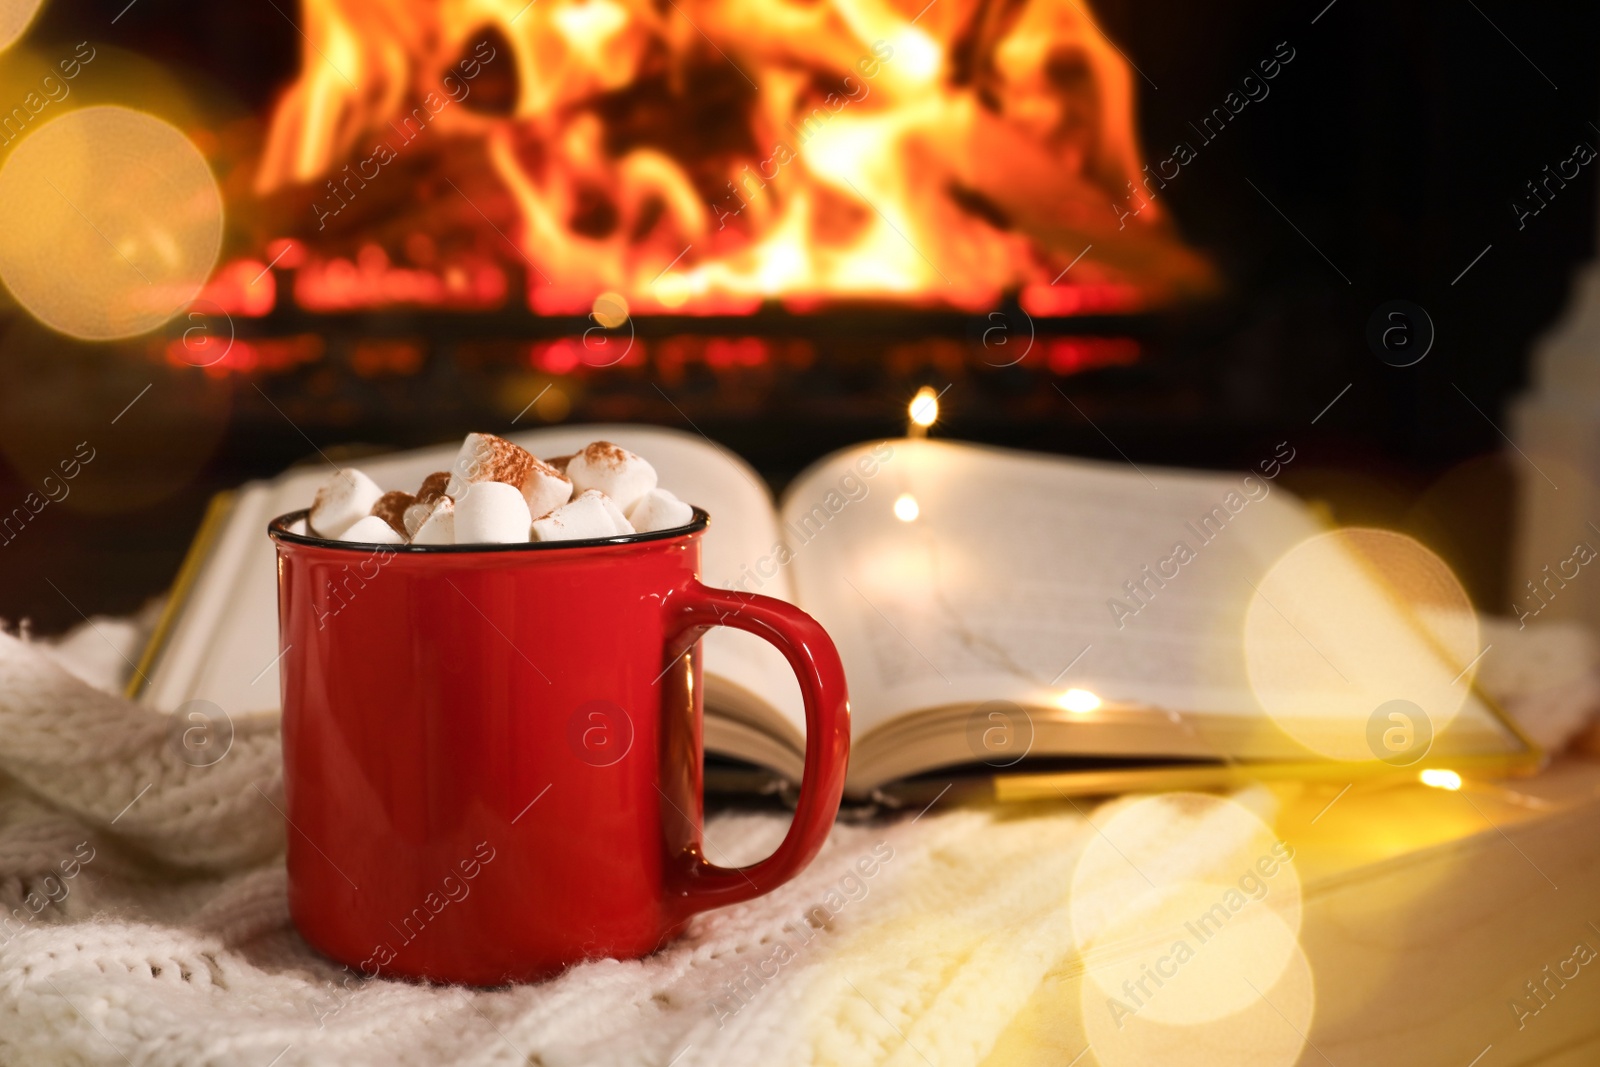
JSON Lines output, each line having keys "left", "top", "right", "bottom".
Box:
{"left": 0, "top": 0, "right": 43, "bottom": 53}
{"left": 1072, "top": 792, "right": 1311, "bottom": 1067}
{"left": 0, "top": 104, "right": 221, "bottom": 340}
{"left": 1243, "top": 528, "right": 1480, "bottom": 762}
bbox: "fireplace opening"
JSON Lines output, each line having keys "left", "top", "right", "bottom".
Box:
{"left": 70, "top": 0, "right": 1227, "bottom": 514}
{"left": 2, "top": 0, "right": 1594, "bottom": 630}
{"left": 239, "top": 0, "right": 1212, "bottom": 317}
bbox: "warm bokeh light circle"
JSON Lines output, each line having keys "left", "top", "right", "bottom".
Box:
{"left": 1071, "top": 793, "right": 1304, "bottom": 1016}
{"left": 1072, "top": 792, "right": 1311, "bottom": 1066}
{"left": 0, "top": 106, "right": 222, "bottom": 340}
{"left": 1244, "top": 528, "right": 1479, "bottom": 761}
{"left": 1080, "top": 879, "right": 1302, "bottom": 1026}
{"left": 590, "top": 291, "right": 629, "bottom": 329}
{"left": 1365, "top": 698, "right": 1434, "bottom": 766}
{"left": 0, "top": 0, "right": 43, "bottom": 53}
{"left": 1082, "top": 936, "right": 1314, "bottom": 1067}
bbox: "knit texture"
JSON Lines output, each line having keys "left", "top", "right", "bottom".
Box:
{"left": 0, "top": 612, "right": 1592, "bottom": 1066}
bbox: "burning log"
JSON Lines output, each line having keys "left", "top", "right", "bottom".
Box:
{"left": 248, "top": 0, "right": 1212, "bottom": 312}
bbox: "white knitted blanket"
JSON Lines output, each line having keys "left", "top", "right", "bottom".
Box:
{"left": 0, "top": 611, "right": 1594, "bottom": 1067}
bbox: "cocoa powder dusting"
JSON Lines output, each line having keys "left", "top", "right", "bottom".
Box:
{"left": 415, "top": 471, "right": 450, "bottom": 504}
{"left": 580, "top": 441, "right": 630, "bottom": 469}
{"left": 482, "top": 435, "right": 537, "bottom": 489}
{"left": 370, "top": 491, "right": 415, "bottom": 536}
{"left": 527, "top": 454, "right": 570, "bottom": 483}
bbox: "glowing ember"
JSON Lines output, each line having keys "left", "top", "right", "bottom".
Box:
{"left": 292, "top": 244, "right": 508, "bottom": 312}
{"left": 253, "top": 0, "right": 1211, "bottom": 313}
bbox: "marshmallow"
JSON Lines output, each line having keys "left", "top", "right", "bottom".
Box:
{"left": 416, "top": 470, "right": 450, "bottom": 505}
{"left": 402, "top": 499, "right": 435, "bottom": 538}
{"left": 411, "top": 497, "right": 455, "bottom": 545}
{"left": 532, "top": 489, "right": 632, "bottom": 542}
{"left": 626, "top": 488, "right": 694, "bottom": 533}
{"left": 444, "top": 433, "right": 538, "bottom": 501}
{"left": 309, "top": 468, "right": 385, "bottom": 538}
{"left": 370, "top": 491, "right": 415, "bottom": 537}
{"left": 597, "top": 493, "right": 635, "bottom": 534}
{"left": 522, "top": 455, "right": 574, "bottom": 519}
{"left": 300, "top": 436, "right": 689, "bottom": 547}
{"left": 565, "top": 441, "right": 657, "bottom": 514}
{"left": 338, "top": 514, "right": 405, "bottom": 544}
{"left": 403, "top": 472, "right": 452, "bottom": 536}
{"left": 454, "top": 481, "right": 532, "bottom": 543}
{"left": 287, "top": 518, "right": 308, "bottom": 536}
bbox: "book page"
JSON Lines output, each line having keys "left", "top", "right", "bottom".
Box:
{"left": 146, "top": 425, "right": 804, "bottom": 750}
{"left": 780, "top": 438, "right": 1326, "bottom": 737}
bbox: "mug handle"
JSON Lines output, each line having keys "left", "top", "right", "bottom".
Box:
{"left": 661, "top": 581, "right": 850, "bottom": 918}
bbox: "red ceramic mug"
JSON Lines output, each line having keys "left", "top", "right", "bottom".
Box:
{"left": 269, "top": 506, "right": 850, "bottom": 985}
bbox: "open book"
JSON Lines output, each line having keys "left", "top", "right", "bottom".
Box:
{"left": 136, "top": 426, "right": 1537, "bottom": 799}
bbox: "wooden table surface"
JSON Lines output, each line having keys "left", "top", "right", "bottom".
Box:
{"left": 983, "top": 758, "right": 1600, "bottom": 1067}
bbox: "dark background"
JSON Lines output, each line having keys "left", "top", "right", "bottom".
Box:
{"left": 0, "top": 0, "right": 1595, "bottom": 632}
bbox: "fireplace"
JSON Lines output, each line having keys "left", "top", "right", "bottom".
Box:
{"left": 103, "top": 0, "right": 1225, "bottom": 486}
{"left": 4, "top": 0, "right": 1594, "bottom": 632}
{"left": 241, "top": 0, "right": 1212, "bottom": 314}
{"left": 0, "top": 1, "right": 1320, "bottom": 634}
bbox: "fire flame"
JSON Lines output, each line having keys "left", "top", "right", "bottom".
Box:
{"left": 254, "top": 0, "right": 1210, "bottom": 313}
